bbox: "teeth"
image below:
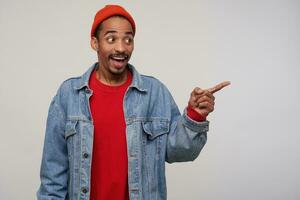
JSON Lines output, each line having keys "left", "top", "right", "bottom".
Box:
{"left": 113, "top": 57, "right": 125, "bottom": 60}
{"left": 111, "top": 55, "right": 127, "bottom": 61}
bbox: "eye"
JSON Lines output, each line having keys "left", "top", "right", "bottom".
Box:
{"left": 106, "top": 36, "right": 115, "bottom": 43}
{"left": 124, "top": 37, "right": 133, "bottom": 45}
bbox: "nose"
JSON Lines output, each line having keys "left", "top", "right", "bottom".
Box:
{"left": 114, "top": 40, "right": 126, "bottom": 53}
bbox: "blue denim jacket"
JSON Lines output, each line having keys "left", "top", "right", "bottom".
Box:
{"left": 37, "top": 63, "right": 209, "bottom": 200}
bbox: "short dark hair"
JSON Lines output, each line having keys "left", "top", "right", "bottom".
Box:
{"left": 94, "top": 23, "right": 103, "bottom": 39}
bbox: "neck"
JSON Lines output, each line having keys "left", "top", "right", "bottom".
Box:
{"left": 96, "top": 65, "right": 128, "bottom": 86}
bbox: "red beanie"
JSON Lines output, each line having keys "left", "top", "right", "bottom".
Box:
{"left": 91, "top": 5, "right": 136, "bottom": 38}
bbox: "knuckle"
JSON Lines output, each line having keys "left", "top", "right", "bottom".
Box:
{"left": 194, "top": 87, "right": 201, "bottom": 92}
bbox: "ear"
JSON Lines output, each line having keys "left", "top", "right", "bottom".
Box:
{"left": 90, "top": 36, "right": 99, "bottom": 51}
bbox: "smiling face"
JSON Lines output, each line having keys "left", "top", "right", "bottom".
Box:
{"left": 91, "top": 16, "right": 134, "bottom": 83}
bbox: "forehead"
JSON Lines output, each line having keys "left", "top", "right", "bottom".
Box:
{"left": 101, "top": 16, "right": 133, "bottom": 33}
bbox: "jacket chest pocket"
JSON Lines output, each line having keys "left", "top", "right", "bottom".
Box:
{"left": 142, "top": 119, "right": 169, "bottom": 156}
{"left": 65, "top": 120, "right": 79, "bottom": 159}
{"left": 142, "top": 119, "right": 169, "bottom": 140}
{"left": 65, "top": 120, "right": 78, "bottom": 138}
{"left": 141, "top": 119, "right": 170, "bottom": 158}
{"left": 141, "top": 119, "right": 169, "bottom": 192}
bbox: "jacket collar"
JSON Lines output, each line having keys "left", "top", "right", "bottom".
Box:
{"left": 74, "top": 62, "right": 147, "bottom": 92}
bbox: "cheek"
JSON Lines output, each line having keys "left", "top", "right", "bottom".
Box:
{"left": 127, "top": 45, "right": 134, "bottom": 54}
{"left": 98, "top": 41, "right": 112, "bottom": 53}
{"left": 98, "top": 47, "right": 112, "bottom": 59}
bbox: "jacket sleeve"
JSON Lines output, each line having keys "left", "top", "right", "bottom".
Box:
{"left": 165, "top": 87, "right": 209, "bottom": 163}
{"left": 37, "top": 94, "right": 68, "bottom": 199}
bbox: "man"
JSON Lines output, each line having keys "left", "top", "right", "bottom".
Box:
{"left": 37, "top": 4, "right": 230, "bottom": 200}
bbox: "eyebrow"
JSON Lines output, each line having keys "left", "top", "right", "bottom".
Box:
{"left": 104, "top": 30, "right": 134, "bottom": 36}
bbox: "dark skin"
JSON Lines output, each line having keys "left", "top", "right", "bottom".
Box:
{"left": 90, "top": 16, "right": 231, "bottom": 117}
{"left": 189, "top": 81, "right": 231, "bottom": 117}
{"left": 90, "top": 16, "right": 134, "bottom": 86}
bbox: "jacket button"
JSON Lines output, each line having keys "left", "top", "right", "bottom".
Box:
{"left": 85, "top": 88, "right": 91, "bottom": 94}
{"left": 83, "top": 153, "right": 89, "bottom": 158}
{"left": 81, "top": 187, "right": 88, "bottom": 194}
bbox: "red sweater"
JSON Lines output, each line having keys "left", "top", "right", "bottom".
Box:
{"left": 88, "top": 69, "right": 205, "bottom": 200}
{"left": 89, "top": 69, "right": 132, "bottom": 200}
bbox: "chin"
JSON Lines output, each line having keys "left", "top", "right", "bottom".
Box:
{"left": 110, "top": 65, "right": 127, "bottom": 75}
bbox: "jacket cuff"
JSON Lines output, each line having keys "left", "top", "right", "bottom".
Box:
{"left": 186, "top": 104, "right": 206, "bottom": 122}
{"left": 183, "top": 109, "right": 209, "bottom": 133}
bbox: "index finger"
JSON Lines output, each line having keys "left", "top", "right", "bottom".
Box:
{"left": 208, "top": 81, "right": 231, "bottom": 94}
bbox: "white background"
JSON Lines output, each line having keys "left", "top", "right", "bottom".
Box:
{"left": 0, "top": 0, "right": 299, "bottom": 199}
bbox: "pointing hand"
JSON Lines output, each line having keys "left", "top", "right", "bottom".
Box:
{"left": 188, "top": 81, "right": 231, "bottom": 117}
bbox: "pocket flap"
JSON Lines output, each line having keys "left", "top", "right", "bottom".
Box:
{"left": 65, "top": 120, "right": 78, "bottom": 139}
{"left": 142, "top": 119, "right": 169, "bottom": 140}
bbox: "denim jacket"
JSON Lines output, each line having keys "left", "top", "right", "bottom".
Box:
{"left": 37, "top": 63, "right": 209, "bottom": 200}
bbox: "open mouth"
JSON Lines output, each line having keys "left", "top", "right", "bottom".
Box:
{"left": 109, "top": 54, "right": 129, "bottom": 69}
{"left": 110, "top": 55, "right": 128, "bottom": 61}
